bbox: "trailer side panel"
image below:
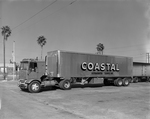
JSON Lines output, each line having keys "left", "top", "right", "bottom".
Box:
{"left": 47, "top": 51, "right": 133, "bottom": 79}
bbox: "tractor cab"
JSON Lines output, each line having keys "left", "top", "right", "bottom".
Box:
{"left": 19, "top": 59, "right": 45, "bottom": 81}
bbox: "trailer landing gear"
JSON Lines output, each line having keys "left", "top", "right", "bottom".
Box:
{"left": 133, "top": 77, "right": 139, "bottom": 83}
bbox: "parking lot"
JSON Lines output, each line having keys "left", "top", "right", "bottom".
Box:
{"left": 0, "top": 81, "right": 150, "bottom": 119}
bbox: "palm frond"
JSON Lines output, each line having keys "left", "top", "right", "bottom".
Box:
{"left": 96, "top": 43, "right": 104, "bottom": 55}
{"left": 37, "top": 35, "right": 47, "bottom": 48}
{"left": 1, "top": 26, "right": 11, "bottom": 40}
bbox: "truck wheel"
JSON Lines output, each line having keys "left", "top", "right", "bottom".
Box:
{"left": 59, "top": 79, "right": 71, "bottom": 90}
{"left": 115, "top": 78, "right": 123, "bottom": 86}
{"left": 122, "top": 78, "right": 130, "bottom": 86}
{"left": 113, "top": 79, "right": 117, "bottom": 86}
{"left": 28, "top": 81, "right": 41, "bottom": 93}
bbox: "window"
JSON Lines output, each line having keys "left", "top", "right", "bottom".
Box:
{"left": 20, "top": 62, "right": 29, "bottom": 70}
{"left": 29, "top": 62, "right": 37, "bottom": 71}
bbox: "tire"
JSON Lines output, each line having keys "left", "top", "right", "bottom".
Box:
{"left": 59, "top": 79, "right": 71, "bottom": 90}
{"left": 113, "top": 79, "right": 118, "bottom": 86}
{"left": 28, "top": 81, "right": 41, "bottom": 93}
{"left": 115, "top": 78, "right": 123, "bottom": 86}
{"left": 122, "top": 78, "right": 130, "bottom": 86}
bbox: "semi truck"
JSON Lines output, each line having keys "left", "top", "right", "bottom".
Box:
{"left": 18, "top": 50, "right": 133, "bottom": 93}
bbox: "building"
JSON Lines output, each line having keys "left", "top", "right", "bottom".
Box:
{"left": 0, "top": 63, "right": 17, "bottom": 80}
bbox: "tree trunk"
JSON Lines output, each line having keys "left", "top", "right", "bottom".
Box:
{"left": 41, "top": 47, "right": 43, "bottom": 59}
{"left": 3, "top": 35, "right": 6, "bottom": 80}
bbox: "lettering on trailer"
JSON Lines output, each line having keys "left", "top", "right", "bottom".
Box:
{"left": 81, "top": 62, "right": 120, "bottom": 73}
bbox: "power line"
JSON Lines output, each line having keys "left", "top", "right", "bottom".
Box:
{"left": 105, "top": 43, "right": 150, "bottom": 52}
{"left": 133, "top": 55, "right": 146, "bottom": 58}
{"left": 12, "top": 0, "right": 57, "bottom": 30}
{"left": 106, "top": 43, "right": 148, "bottom": 50}
{"left": 130, "top": 53, "right": 145, "bottom": 57}
{"left": 106, "top": 49, "right": 146, "bottom": 54}
{"left": 11, "top": 0, "right": 148, "bottom": 59}
{"left": 12, "top": 0, "right": 77, "bottom": 33}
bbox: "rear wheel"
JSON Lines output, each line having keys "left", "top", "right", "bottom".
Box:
{"left": 114, "top": 78, "right": 123, "bottom": 86}
{"left": 59, "top": 79, "right": 71, "bottom": 90}
{"left": 122, "top": 78, "right": 130, "bottom": 86}
{"left": 28, "top": 81, "right": 41, "bottom": 93}
{"left": 114, "top": 79, "right": 117, "bottom": 86}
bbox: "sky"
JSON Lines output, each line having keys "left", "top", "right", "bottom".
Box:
{"left": 0, "top": 0, "right": 150, "bottom": 63}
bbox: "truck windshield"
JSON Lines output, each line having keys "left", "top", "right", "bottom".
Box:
{"left": 20, "top": 61, "right": 29, "bottom": 70}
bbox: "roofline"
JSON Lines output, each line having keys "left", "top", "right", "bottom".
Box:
{"left": 47, "top": 50, "right": 133, "bottom": 59}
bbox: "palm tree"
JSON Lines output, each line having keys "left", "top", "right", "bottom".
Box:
{"left": 37, "top": 35, "right": 47, "bottom": 59}
{"left": 1, "top": 26, "right": 11, "bottom": 80}
{"left": 96, "top": 43, "right": 104, "bottom": 55}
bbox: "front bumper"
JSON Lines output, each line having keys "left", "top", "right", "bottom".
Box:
{"left": 18, "top": 79, "right": 28, "bottom": 89}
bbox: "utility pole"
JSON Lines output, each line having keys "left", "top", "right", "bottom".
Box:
{"left": 12, "top": 41, "right": 15, "bottom": 80}
{"left": 146, "top": 53, "right": 149, "bottom": 63}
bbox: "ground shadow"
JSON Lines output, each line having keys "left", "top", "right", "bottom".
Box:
{"left": 41, "top": 86, "right": 58, "bottom": 92}
{"left": 19, "top": 83, "right": 112, "bottom": 93}
{"left": 71, "top": 83, "right": 104, "bottom": 89}
{"left": 41, "top": 83, "right": 105, "bottom": 92}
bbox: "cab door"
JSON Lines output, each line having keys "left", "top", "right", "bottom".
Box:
{"left": 37, "top": 62, "right": 45, "bottom": 79}
{"left": 28, "top": 62, "right": 38, "bottom": 79}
